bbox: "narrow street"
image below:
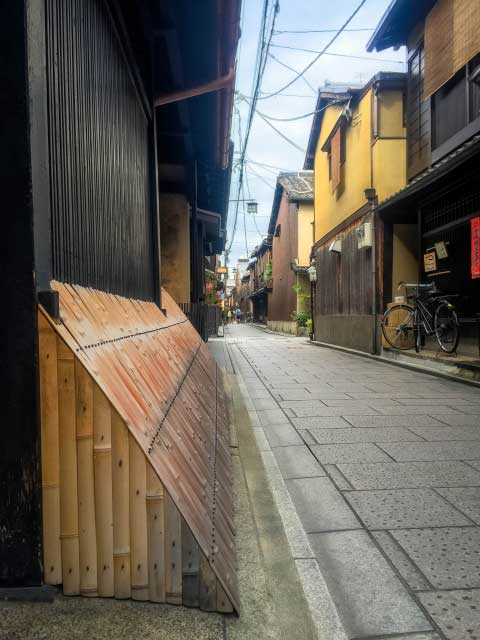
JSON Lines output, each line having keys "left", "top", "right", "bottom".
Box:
{"left": 222, "top": 323, "right": 480, "bottom": 640}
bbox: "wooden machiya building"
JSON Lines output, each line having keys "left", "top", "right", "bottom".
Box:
{"left": 368, "top": 0, "right": 480, "bottom": 358}
{"left": 1, "top": 0, "right": 240, "bottom": 612}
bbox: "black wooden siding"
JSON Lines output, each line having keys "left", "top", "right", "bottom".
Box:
{"left": 407, "top": 45, "right": 431, "bottom": 179}
{"left": 46, "top": 0, "right": 155, "bottom": 300}
{"left": 314, "top": 224, "right": 372, "bottom": 317}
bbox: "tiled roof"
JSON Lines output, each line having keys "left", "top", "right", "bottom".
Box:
{"left": 278, "top": 171, "right": 314, "bottom": 201}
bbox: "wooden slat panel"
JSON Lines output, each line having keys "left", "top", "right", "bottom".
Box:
{"left": 57, "top": 337, "right": 80, "bottom": 595}
{"left": 146, "top": 465, "right": 166, "bottom": 603}
{"left": 40, "top": 284, "right": 238, "bottom": 612}
{"left": 93, "top": 386, "right": 114, "bottom": 597}
{"left": 38, "top": 315, "right": 62, "bottom": 585}
{"left": 75, "top": 361, "right": 97, "bottom": 596}
{"left": 129, "top": 434, "right": 149, "bottom": 601}
{"left": 182, "top": 519, "right": 200, "bottom": 608}
{"left": 112, "top": 410, "right": 131, "bottom": 599}
{"left": 199, "top": 555, "right": 217, "bottom": 612}
{"left": 165, "top": 492, "right": 182, "bottom": 605}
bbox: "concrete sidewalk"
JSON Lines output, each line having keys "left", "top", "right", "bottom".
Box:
{"left": 225, "top": 323, "right": 480, "bottom": 640}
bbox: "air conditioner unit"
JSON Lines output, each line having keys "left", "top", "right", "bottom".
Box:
{"left": 357, "top": 222, "right": 373, "bottom": 249}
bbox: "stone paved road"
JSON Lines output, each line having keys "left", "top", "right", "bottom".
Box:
{"left": 224, "top": 323, "right": 480, "bottom": 640}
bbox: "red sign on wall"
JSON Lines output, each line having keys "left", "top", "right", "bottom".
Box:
{"left": 472, "top": 216, "right": 480, "bottom": 279}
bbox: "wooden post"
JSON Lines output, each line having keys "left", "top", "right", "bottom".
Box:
{"left": 181, "top": 519, "right": 200, "bottom": 607}
{"left": 75, "top": 360, "right": 97, "bottom": 596}
{"left": 111, "top": 410, "right": 131, "bottom": 599}
{"left": 164, "top": 492, "right": 182, "bottom": 605}
{"left": 93, "top": 386, "right": 114, "bottom": 597}
{"left": 129, "top": 434, "right": 149, "bottom": 601}
{"left": 57, "top": 337, "right": 80, "bottom": 595}
{"left": 146, "top": 464, "right": 165, "bottom": 603}
{"left": 38, "top": 314, "right": 61, "bottom": 585}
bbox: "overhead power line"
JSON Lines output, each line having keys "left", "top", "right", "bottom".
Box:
{"left": 270, "top": 43, "right": 404, "bottom": 64}
{"left": 256, "top": 110, "right": 306, "bottom": 153}
{"left": 273, "top": 27, "right": 374, "bottom": 34}
{"left": 258, "top": 0, "right": 368, "bottom": 100}
{"left": 226, "top": 0, "right": 275, "bottom": 259}
{"left": 268, "top": 52, "right": 317, "bottom": 94}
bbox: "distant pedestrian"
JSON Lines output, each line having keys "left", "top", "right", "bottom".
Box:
{"left": 227, "top": 309, "right": 232, "bottom": 324}
{"left": 236, "top": 308, "right": 241, "bottom": 323}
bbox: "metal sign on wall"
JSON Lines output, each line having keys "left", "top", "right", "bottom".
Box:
{"left": 424, "top": 251, "right": 437, "bottom": 273}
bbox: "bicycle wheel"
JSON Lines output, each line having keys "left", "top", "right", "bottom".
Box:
{"left": 382, "top": 304, "right": 415, "bottom": 350}
{"left": 434, "top": 301, "right": 459, "bottom": 353}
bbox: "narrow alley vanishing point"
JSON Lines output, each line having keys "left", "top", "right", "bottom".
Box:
{"left": 223, "top": 323, "right": 480, "bottom": 640}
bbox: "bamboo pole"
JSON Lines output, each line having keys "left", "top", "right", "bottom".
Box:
{"left": 93, "top": 386, "right": 114, "bottom": 597}
{"left": 216, "top": 580, "right": 234, "bottom": 613}
{"left": 129, "top": 435, "right": 149, "bottom": 601}
{"left": 181, "top": 518, "right": 200, "bottom": 607}
{"left": 146, "top": 464, "right": 165, "bottom": 603}
{"left": 111, "top": 410, "right": 131, "bottom": 599}
{"left": 38, "top": 314, "right": 62, "bottom": 585}
{"left": 57, "top": 337, "right": 80, "bottom": 595}
{"left": 199, "top": 554, "right": 217, "bottom": 612}
{"left": 75, "top": 360, "right": 97, "bottom": 596}
{"left": 164, "top": 492, "right": 182, "bottom": 605}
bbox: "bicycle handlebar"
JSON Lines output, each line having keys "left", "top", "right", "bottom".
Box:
{"left": 397, "top": 281, "right": 435, "bottom": 291}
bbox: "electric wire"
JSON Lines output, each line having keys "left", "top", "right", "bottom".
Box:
{"left": 267, "top": 52, "right": 317, "bottom": 94}
{"left": 270, "top": 43, "right": 404, "bottom": 64}
{"left": 226, "top": 0, "right": 280, "bottom": 261}
{"left": 258, "top": 0, "right": 368, "bottom": 100}
{"left": 273, "top": 27, "right": 374, "bottom": 34}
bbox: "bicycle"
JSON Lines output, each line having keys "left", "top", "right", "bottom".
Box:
{"left": 381, "top": 281, "right": 459, "bottom": 354}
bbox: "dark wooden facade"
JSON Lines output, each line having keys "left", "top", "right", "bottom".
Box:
{"left": 0, "top": 0, "right": 238, "bottom": 589}
{"left": 370, "top": 0, "right": 480, "bottom": 357}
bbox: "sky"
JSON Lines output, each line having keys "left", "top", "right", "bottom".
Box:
{"left": 225, "top": 0, "right": 405, "bottom": 270}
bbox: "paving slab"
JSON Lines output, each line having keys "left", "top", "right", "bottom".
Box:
{"left": 391, "top": 527, "right": 480, "bottom": 589}
{"left": 272, "top": 446, "right": 325, "bottom": 480}
{"left": 436, "top": 487, "right": 480, "bottom": 525}
{"left": 297, "top": 429, "right": 317, "bottom": 445}
{"left": 262, "top": 424, "right": 303, "bottom": 448}
{"left": 308, "top": 426, "right": 422, "bottom": 444}
{"left": 376, "top": 405, "right": 462, "bottom": 415}
{"left": 344, "top": 488, "right": 473, "bottom": 529}
{"left": 371, "top": 530, "right": 432, "bottom": 590}
{"left": 344, "top": 414, "right": 447, "bottom": 428}
{"left": 285, "top": 477, "right": 360, "bottom": 533}
{"left": 309, "top": 530, "right": 432, "bottom": 638}
{"left": 418, "top": 589, "right": 480, "bottom": 640}
{"left": 338, "top": 461, "right": 480, "bottom": 489}
{"left": 291, "top": 416, "right": 352, "bottom": 429}
{"left": 252, "top": 397, "right": 278, "bottom": 410}
{"left": 256, "top": 409, "right": 290, "bottom": 426}
{"left": 379, "top": 440, "right": 480, "bottom": 461}
{"left": 291, "top": 405, "right": 380, "bottom": 417}
{"left": 408, "top": 425, "right": 480, "bottom": 440}
{"left": 310, "top": 442, "right": 393, "bottom": 464}
{"left": 252, "top": 428, "right": 271, "bottom": 452}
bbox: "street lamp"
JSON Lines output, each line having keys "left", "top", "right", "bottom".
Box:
{"left": 308, "top": 261, "right": 317, "bottom": 342}
{"left": 247, "top": 201, "right": 258, "bottom": 215}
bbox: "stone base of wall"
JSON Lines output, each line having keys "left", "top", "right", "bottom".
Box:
{"left": 267, "top": 320, "right": 298, "bottom": 335}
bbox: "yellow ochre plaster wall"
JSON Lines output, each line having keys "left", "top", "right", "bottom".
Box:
{"left": 314, "top": 86, "right": 406, "bottom": 242}
{"left": 297, "top": 202, "right": 314, "bottom": 265}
